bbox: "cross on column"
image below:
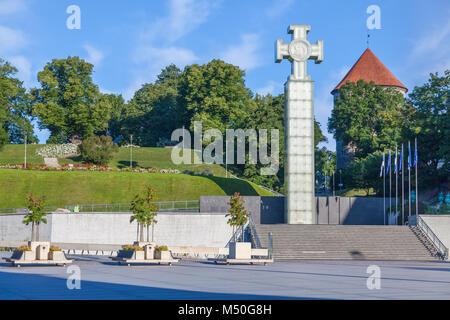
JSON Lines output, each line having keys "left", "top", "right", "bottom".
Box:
{"left": 275, "top": 25, "right": 323, "bottom": 80}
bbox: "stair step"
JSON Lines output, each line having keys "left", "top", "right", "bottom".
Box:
{"left": 253, "top": 224, "right": 439, "bottom": 261}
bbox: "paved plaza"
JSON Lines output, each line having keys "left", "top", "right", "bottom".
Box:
{"left": 0, "top": 252, "right": 449, "bottom": 300}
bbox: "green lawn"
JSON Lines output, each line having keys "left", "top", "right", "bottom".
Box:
{"left": 0, "top": 169, "right": 273, "bottom": 208}
{"left": 0, "top": 144, "right": 227, "bottom": 177}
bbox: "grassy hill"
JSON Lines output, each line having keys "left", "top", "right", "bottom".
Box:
{"left": 0, "top": 169, "right": 273, "bottom": 209}
{"left": 0, "top": 144, "right": 227, "bottom": 176}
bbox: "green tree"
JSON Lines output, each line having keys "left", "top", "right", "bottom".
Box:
{"left": 406, "top": 70, "right": 449, "bottom": 184}
{"left": 130, "top": 185, "right": 159, "bottom": 242}
{"left": 342, "top": 152, "right": 383, "bottom": 196}
{"left": 178, "top": 59, "right": 256, "bottom": 134}
{"left": 23, "top": 193, "right": 47, "bottom": 242}
{"left": 122, "top": 65, "right": 183, "bottom": 146}
{"left": 225, "top": 192, "right": 250, "bottom": 242}
{"left": 0, "top": 58, "right": 37, "bottom": 147}
{"left": 234, "top": 94, "right": 284, "bottom": 191}
{"left": 31, "top": 56, "right": 110, "bottom": 142}
{"left": 78, "top": 135, "right": 119, "bottom": 165}
{"left": 102, "top": 93, "right": 127, "bottom": 141}
{"left": 328, "top": 80, "right": 408, "bottom": 159}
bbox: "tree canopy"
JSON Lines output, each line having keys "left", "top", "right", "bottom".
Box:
{"left": 31, "top": 56, "right": 110, "bottom": 142}
{"left": 406, "top": 70, "right": 449, "bottom": 183}
{"left": 328, "top": 80, "right": 408, "bottom": 159}
{"left": 0, "top": 58, "right": 37, "bottom": 148}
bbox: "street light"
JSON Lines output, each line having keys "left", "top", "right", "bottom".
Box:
{"left": 130, "top": 134, "right": 133, "bottom": 169}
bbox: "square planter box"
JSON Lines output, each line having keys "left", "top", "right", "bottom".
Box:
{"left": 118, "top": 250, "right": 145, "bottom": 260}
{"left": 154, "top": 250, "right": 171, "bottom": 260}
{"left": 12, "top": 250, "right": 35, "bottom": 261}
{"left": 229, "top": 242, "right": 251, "bottom": 260}
{"left": 144, "top": 246, "right": 155, "bottom": 260}
{"left": 48, "top": 251, "right": 66, "bottom": 261}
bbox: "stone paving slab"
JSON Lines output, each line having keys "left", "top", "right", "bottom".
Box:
{"left": 0, "top": 252, "right": 449, "bottom": 300}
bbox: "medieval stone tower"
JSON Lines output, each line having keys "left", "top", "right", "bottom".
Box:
{"left": 331, "top": 48, "right": 408, "bottom": 169}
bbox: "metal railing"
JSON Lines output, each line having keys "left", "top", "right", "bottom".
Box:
{"left": 247, "top": 213, "right": 262, "bottom": 249}
{"left": 417, "top": 215, "right": 449, "bottom": 260}
{"left": 0, "top": 200, "right": 200, "bottom": 214}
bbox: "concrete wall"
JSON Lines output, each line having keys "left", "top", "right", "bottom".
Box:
{"left": 201, "top": 195, "right": 388, "bottom": 225}
{"left": 0, "top": 212, "right": 233, "bottom": 247}
{"left": 200, "top": 196, "right": 284, "bottom": 224}
{"left": 420, "top": 215, "right": 450, "bottom": 252}
{"left": 0, "top": 213, "right": 52, "bottom": 242}
{"left": 316, "top": 197, "right": 387, "bottom": 225}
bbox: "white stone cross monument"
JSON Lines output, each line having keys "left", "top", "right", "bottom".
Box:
{"left": 275, "top": 25, "right": 323, "bottom": 224}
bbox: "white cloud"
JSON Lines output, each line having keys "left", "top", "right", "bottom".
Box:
{"left": 141, "top": 0, "right": 219, "bottom": 44}
{"left": 265, "top": 0, "right": 294, "bottom": 19}
{"left": 123, "top": 46, "right": 198, "bottom": 101}
{"left": 406, "top": 17, "right": 450, "bottom": 79}
{"left": 0, "top": 0, "right": 26, "bottom": 15}
{"left": 256, "top": 80, "right": 283, "bottom": 96}
{"left": 83, "top": 44, "right": 105, "bottom": 66}
{"left": 7, "top": 55, "right": 32, "bottom": 85}
{"left": 220, "top": 34, "right": 263, "bottom": 70}
{"left": 124, "top": 0, "right": 218, "bottom": 101}
{"left": 0, "top": 25, "right": 27, "bottom": 54}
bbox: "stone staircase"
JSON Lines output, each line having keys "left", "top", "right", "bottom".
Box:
{"left": 255, "top": 224, "right": 440, "bottom": 260}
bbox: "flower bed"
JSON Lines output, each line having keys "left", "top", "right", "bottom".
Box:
{"left": 0, "top": 163, "right": 184, "bottom": 174}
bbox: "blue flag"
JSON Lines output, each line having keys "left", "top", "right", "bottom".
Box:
{"left": 399, "top": 144, "right": 403, "bottom": 172}
{"left": 386, "top": 150, "right": 391, "bottom": 175}
{"left": 414, "top": 144, "right": 418, "bottom": 167}
{"left": 380, "top": 152, "right": 385, "bottom": 177}
{"left": 394, "top": 147, "right": 398, "bottom": 174}
{"left": 408, "top": 141, "right": 412, "bottom": 169}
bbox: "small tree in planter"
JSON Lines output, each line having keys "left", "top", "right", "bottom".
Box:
{"left": 130, "top": 185, "right": 159, "bottom": 242}
{"left": 130, "top": 197, "right": 147, "bottom": 243}
{"left": 23, "top": 193, "right": 47, "bottom": 241}
{"left": 142, "top": 185, "right": 159, "bottom": 242}
{"left": 225, "top": 192, "right": 250, "bottom": 242}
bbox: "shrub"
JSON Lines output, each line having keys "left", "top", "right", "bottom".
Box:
{"left": 155, "top": 245, "right": 168, "bottom": 252}
{"left": 49, "top": 246, "right": 61, "bottom": 251}
{"left": 79, "top": 135, "right": 119, "bottom": 165}
{"left": 121, "top": 245, "right": 143, "bottom": 251}
{"left": 17, "top": 245, "right": 31, "bottom": 251}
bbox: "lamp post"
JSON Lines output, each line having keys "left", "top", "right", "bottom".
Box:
{"left": 24, "top": 134, "right": 27, "bottom": 169}
{"left": 130, "top": 134, "right": 133, "bottom": 169}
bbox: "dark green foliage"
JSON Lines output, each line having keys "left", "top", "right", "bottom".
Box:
{"left": 0, "top": 58, "right": 36, "bottom": 148}
{"left": 406, "top": 70, "right": 449, "bottom": 185}
{"left": 120, "top": 64, "right": 183, "bottom": 146}
{"left": 328, "top": 80, "right": 408, "bottom": 159}
{"left": 178, "top": 59, "right": 256, "bottom": 134}
{"left": 342, "top": 152, "right": 383, "bottom": 196}
{"left": 79, "top": 135, "right": 119, "bottom": 165}
{"left": 31, "top": 56, "right": 110, "bottom": 141}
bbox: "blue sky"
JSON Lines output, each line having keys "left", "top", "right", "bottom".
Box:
{"left": 1, "top": 0, "right": 449, "bottom": 150}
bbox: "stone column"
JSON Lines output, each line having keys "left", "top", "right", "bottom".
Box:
{"left": 284, "top": 79, "right": 315, "bottom": 224}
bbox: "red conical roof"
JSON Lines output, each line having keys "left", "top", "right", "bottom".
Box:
{"left": 332, "top": 48, "right": 407, "bottom": 94}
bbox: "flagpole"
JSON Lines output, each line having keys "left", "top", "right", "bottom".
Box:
{"left": 395, "top": 147, "right": 398, "bottom": 225}
{"left": 415, "top": 137, "right": 418, "bottom": 221}
{"left": 383, "top": 153, "right": 386, "bottom": 226}
{"left": 401, "top": 144, "right": 404, "bottom": 225}
{"left": 408, "top": 141, "right": 411, "bottom": 218}
{"left": 389, "top": 150, "right": 392, "bottom": 219}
